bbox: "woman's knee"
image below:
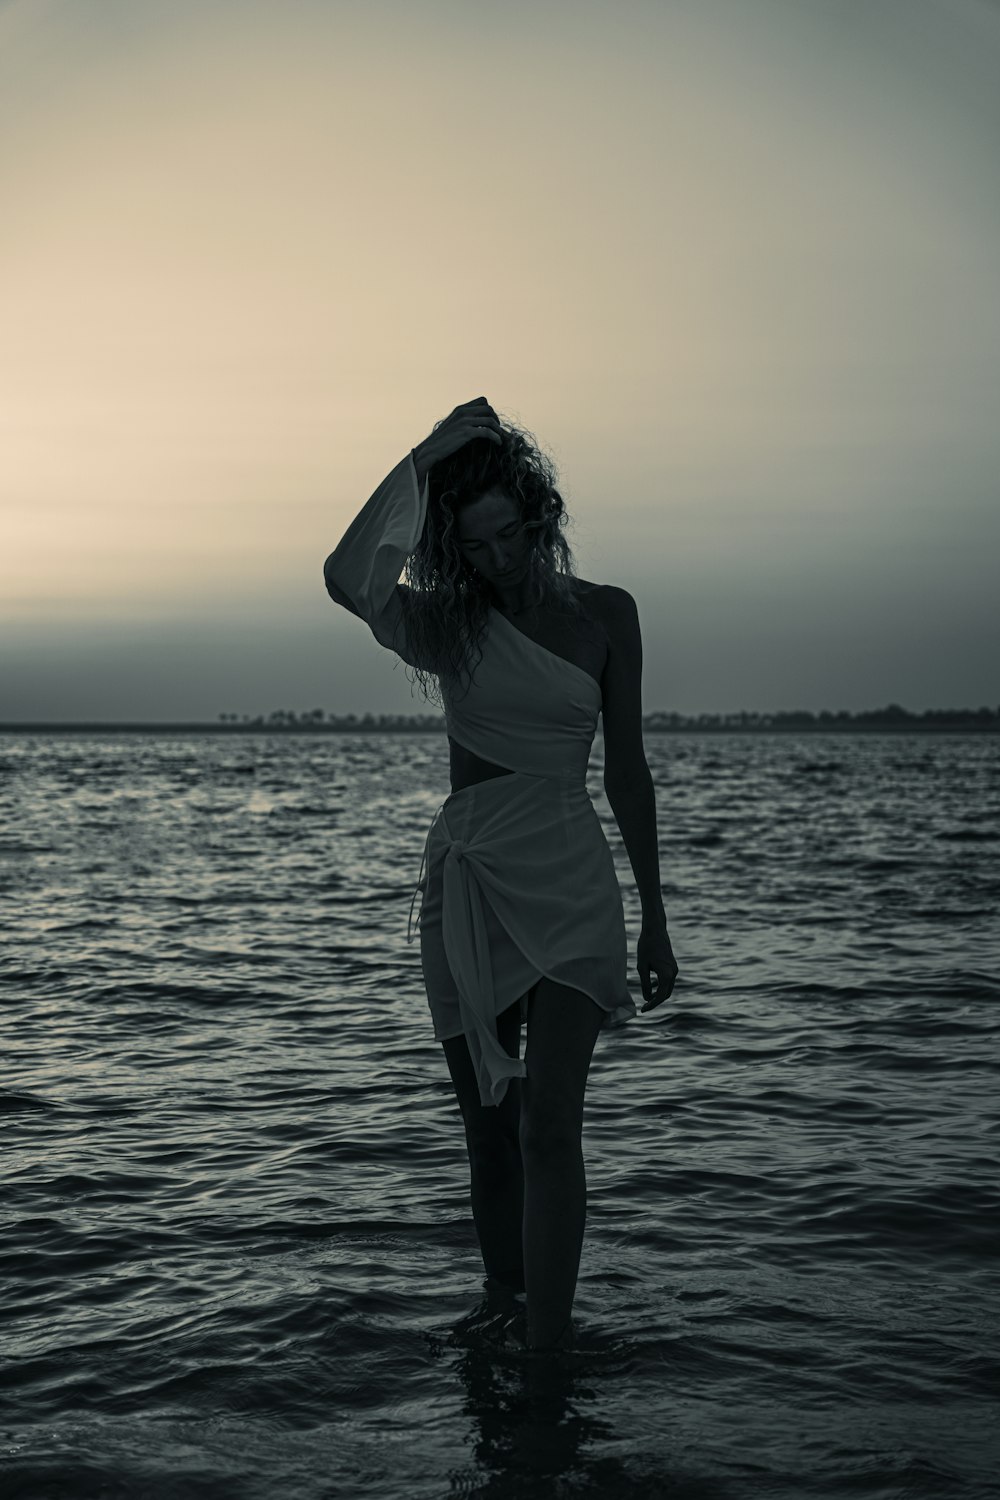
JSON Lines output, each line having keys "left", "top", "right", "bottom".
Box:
{"left": 518, "top": 1109, "right": 582, "bottom": 1162}
{"left": 468, "top": 1128, "right": 521, "bottom": 1185}
{"left": 465, "top": 1080, "right": 522, "bottom": 1158}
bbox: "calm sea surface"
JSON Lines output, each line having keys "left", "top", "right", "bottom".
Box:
{"left": 2, "top": 730, "right": 999, "bottom": 1500}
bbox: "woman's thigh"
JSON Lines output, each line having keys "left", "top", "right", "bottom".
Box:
{"left": 440, "top": 995, "right": 526, "bottom": 1147}
{"left": 520, "top": 977, "right": 605, "bottom": 1146}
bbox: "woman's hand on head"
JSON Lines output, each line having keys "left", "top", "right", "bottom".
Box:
{"left": 413, "top": 397, "right": 503, "bottom": 474}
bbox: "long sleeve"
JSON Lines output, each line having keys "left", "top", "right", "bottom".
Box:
{"left": 323, "top": 449, "right": 431, "bottom": 667}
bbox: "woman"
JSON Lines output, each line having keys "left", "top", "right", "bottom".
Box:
{"left": 324, "top": 396, "right": 678, "bottom": 1352}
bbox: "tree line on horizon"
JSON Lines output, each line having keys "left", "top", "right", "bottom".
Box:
{"left": 215, "top": 703, "right": 1000, "bottom": 731}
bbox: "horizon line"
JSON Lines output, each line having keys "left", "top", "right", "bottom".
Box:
{"left": 1, "top": 703, "right": 998, "bottom": 734}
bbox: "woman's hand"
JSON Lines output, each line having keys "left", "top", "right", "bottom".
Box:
{"left": 636, "top": 922, "right": 678, "bottom": 1012}
{"left": 412, "top": 396, "right": 503, "bottom": 479}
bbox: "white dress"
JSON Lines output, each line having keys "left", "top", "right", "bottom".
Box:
{"left": 324, "top": 450, "right": 636, "bottom": 1107}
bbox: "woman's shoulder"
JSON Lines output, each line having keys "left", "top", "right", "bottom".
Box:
{"left": 570, "top": 576, "right": 635, "bottom": 616}
{"left": 571, "top": 576, "right": 632, "bottom": 599}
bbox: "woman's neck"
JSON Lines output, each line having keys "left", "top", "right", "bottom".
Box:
{"left": 492, "top": 579, "right": 539, "bottom": 616}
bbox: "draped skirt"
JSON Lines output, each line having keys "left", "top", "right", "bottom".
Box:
{"left": 408, "top": 770, "right": 636, "bottom": 1107}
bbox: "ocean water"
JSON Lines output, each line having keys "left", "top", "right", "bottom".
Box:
{"left": 2, "top": 729, "right": 999, "bottom": 1500}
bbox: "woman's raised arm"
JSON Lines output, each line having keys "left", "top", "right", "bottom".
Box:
{"left": 322, "top": 449, "right": 430, "bottom": 661}
{"left": 322, "top": 400, "right": 502, "bottom": 661}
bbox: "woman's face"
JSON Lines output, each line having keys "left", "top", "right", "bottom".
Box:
{"left": 455, "top": 488, "right": 529, "bottom": 585}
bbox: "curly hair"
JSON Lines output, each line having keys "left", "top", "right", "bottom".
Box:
{"left": 398, "top": 416, "right": 584, "bottom": 709}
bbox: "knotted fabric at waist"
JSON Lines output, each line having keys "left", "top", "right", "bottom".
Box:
{"left": 405, "top": 770, "right": 586, "bottom": 1107}
{"left": 406, "top": 769, "right": 585, "bottom": 944}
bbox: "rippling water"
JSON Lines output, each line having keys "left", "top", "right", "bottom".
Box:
{"left": 3, "top": 730, "right": 999, "bottom": 1499}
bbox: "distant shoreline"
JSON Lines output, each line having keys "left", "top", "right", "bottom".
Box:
{"left": 1, "top": 720, "right": 997, "bottom": 735}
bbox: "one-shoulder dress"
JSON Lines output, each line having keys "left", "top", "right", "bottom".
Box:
{"left": 324, "top": 449, "right": 637, "bottom": 1108}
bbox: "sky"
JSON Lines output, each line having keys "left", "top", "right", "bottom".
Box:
{"left": 2, "top": 0, "right": 998, "bottom": 721}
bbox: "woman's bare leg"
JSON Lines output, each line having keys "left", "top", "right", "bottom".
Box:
{"left": 519, "top": 977, "right": 604, "bottom": 1348}
{"left": 440, "top": 997, "right": 526, "bottom": 1292}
